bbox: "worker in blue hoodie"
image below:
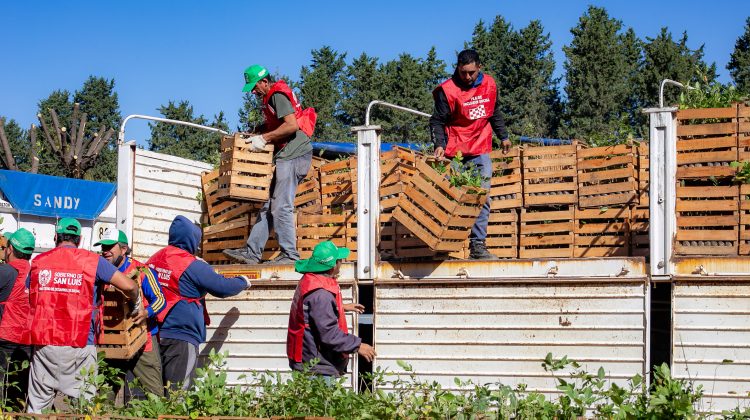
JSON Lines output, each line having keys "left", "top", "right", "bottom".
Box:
{"left": 147, "top": 216, "right": 251, "bottom": 391}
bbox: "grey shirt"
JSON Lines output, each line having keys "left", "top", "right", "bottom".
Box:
{"left": 289, "top": 288, "right": 361, "bottom": 377}
{"left": 268, "top": 92, "right": 313, "bottom": 162}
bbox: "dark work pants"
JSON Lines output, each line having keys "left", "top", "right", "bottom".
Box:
{"left": 159, "top": 338, "right": 198, "bottom": 393}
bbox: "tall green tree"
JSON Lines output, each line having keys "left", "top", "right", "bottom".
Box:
{"left": 562, "top": 6, "right": 641, "bottom": 144}
{"left": 299, "top": 46, "right": 347, "bottom": 141}
{"left": 148, "top": 100, "right": 228, "bottom": 165}
{"left": 620, "top": 28, "right": 646, "bottom": 135}
{"left": 728, "top": 17, "right": 750, "bottom": 94}
{"left": 340, "top": 53, "right": 381, "bottom": 128}
{"left": 642, "top": 28, "right": 717, "bottom": 107}
{"left": 502, "top": 20, "right": 561, "bottom": 138}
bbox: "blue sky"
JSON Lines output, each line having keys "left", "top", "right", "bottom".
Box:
{"left": 1, "top": 1, "right": 747, "bottom": 144}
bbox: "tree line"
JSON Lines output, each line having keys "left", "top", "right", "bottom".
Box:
{"left": 1, "top": 6, "right": 749, "bottom": 181}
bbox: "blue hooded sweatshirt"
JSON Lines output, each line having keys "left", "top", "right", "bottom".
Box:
{"left": 158, "top": 215, "right": 248, "bottom": 347}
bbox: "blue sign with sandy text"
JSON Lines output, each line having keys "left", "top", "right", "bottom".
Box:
{"left": 0, "top": 170, "right": 115, "bottom": 220}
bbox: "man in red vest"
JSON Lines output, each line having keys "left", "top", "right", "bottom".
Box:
{"left": 429, "top": 49, "right": 511, "bottom": 260}
{"left": 96, "top": 228, "right": 166, "bottom": 399}
{"left": 27, "top": 218, "right": 140, "bottom": 413}
{"left": 287, "top": 241, "right": 375, "bottom": 378}
{"left": 224, "top": 64, "right": 316, "bottom": 265}
{"left": 0, "top": 228, "right": 35, "bottom": 409}
{"left": 148, "top": 215, "right": 250, "bottom": 392}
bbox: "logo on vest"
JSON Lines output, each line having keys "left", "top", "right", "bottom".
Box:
{"left": 469, "top": 105, "right": 487, "bottom": 120}
{"left": 38, "top": 269, "right": 52, "bottom": 287}
{"left": 150, "top": 264, "right": 172, "bottom": 287}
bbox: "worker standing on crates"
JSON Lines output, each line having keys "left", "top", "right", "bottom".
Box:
{"left": 96, "top": 228, "right": 166, "bottom": 399}
{"left": 223, "top": 64, "right": 317, "bottom": 265}
{"left": 429, "top": 49, "right": 511, "bottom": 260}
{"left": 287, "top": 241, "right": 376, "bottom": 378}
{"left": 148, "top": 215, "right": 251, "bottom": 391}
{"left": 26, "top": 218, "right": 140, "bottom": 413}
{"left": 0, "top": 229, "right": 35, "bottom": 410}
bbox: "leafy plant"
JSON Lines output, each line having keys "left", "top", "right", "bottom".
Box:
{"left": 431, "top": 151, "right": 486, "bottom": 190}
{"left": 730, "top": 160, "right": 750, "bottom": 184}
{"left": 679, "top": 68, "right": 747, "bottom": 109}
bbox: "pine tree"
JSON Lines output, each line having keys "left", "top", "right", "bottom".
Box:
{"left": 562, "top": 6, "right": 641, "bottom": 145}
{"left": 728, "top": 17, "right": 750, "bottom": 94}
{"left": 299, "top": 46, "right": 347, "bottom": 141}
{"left": 642, "top": 28, "right": 717, "bottom": 107}
{"left": 340, "top": 53, "right": 381, "bottom": 127}
{"left": 148, "top": 101, "right": 228, "bottom": 165}
{"left": 503, "top": 20, "right": 561, "bottom": 138}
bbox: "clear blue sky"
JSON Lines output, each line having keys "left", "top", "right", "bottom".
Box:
{"left": 1, "top": 1, "right": 747, "bottom": 144}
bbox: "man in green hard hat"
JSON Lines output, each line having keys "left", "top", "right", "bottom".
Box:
{"left": 286, "top": 241, "right": 375, "bottom": 378}
{"left": 0, "top": 228, "right": 35, "bottom": 409}
{"left": 224, "top": 65, "right": 317, "bottom": 265}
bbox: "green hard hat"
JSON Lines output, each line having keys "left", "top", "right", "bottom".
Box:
{"left": 242, "top": 64, "right": 269, "bottom": 92}
{"left": 294, "top": 240, "right": 350, "bottom": 274}
{"left": 7, "top": 228, "right": 35, "bottom": 255}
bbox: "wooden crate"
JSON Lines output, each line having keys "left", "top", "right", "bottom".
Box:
{"left": 319, "top": 158, "right": 356, "bottom": 214}
{"left": 378, "top": 147, "right": 420, "bottom": 212}
{"left": 393, "top": 159, "right": 487, "bottom": 252}
{"left": 740, "top": 184, "right": 750, "bottom": 256}
{"left": 201, "top": 169, "right": 255, "bottom": 225}
{"left": 675, "top": 185, "right": 739, "bottom": 256}
{"left": 202, "top": 217, "right": 251, "bottom": 265}
{"left": 98, "top": 284, "right": 149, "bottom": 360}
{"left": 576, "top": 144, "right": 637, "bottom": 208}
{"left": 295, "top": 156, "right": 327, "bottom": 215}
{"left": 676, "top": 107, "right": 738, "bottom": 180}
{"left": 218, "top": 134, "right": 275, "bottom": 202}
{"left": 487, "top": 209, "right": 518, "bottom": 258}
{"left": 739, "top": 103, "right": 750, "bottom": 162}
{"left": 392, "top": 221, "right": 450, "bottom": 260}
{"left": 636, "top": 142, "right": 650, "bottom": 207}
{"left": 262, "top": 231, "right": 282, "bottom": 261}
{"left": 297, "top": 213, "right": 355, "bottom": 261}
{"left": 574, "top": 207, "right": 630, "bottom": 257}
{"left": 522, "top": 144, "right": 577, "bottom": 207}
{"left": 490, "top": 148, "right": 522, "bottom": 210}
{"left": 519, "top": 205, "right": 575, "bottom": 258}
{"left": 630, "top": 207, "right": 650, "bottom": 257}
{"left": 378, "top": 212, "right": 397, "bottom": 260}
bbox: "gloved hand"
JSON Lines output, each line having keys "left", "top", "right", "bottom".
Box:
{"left": 245, "top": 135, "right": 267, "bottom": 152}
{"left": 128, "top": 289, "right": 144, "bottom": 319}
{"left": 239, "top": 275, "right": 252, "bottom": 289}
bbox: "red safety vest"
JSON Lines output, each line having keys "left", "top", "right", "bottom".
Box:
{"left": 146, "top": 246, "right": 208, "bottom": 325}
{"left": 434, "top": 74, "right": 497, "bottom": 157}
{"left": 28, "top": 247, "right": 98, "bottom": 348}
{"left": 117, "top": 257, "right": 154, "bottom": 352}
{"left": 0, "top": 259, "right": 32, "bottom": 345}
{"left": 287, "top": 273, "right": 348, "bottom": 362}
{"left": 262, "top": 80, "right": 317, "bottom": 150}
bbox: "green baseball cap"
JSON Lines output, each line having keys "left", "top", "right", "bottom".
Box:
{"left": 242, "top": 64, "right": 269, "bottom": 92}
{"left": 94, "top": 229, "right": 128, "bottom": 246}
{"left": 56, "top": 217, "right": 81, "bottom": 236}
{"left": 7, "top": 228, "right": 35, "bottom": 255}
{"left": 294, "top": 241, "right": 350, "bottom": 274}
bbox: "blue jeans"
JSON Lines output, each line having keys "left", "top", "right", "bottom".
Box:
{"left": 246, "top": 152, "right": 312, "bottom": 260}
{"left": 451, "top": 153, "right": 492, "bottom": 243}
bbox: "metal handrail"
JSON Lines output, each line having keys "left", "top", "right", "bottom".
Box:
{"left": 365, "top": 100, "right": 430, "bottom": 126}
{"left": 117, "top": 114, "right": 229, "bottom": 144}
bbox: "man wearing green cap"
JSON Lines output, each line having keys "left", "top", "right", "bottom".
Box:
{"left": 0, "top": 228, "right": 35, "bottom": 409}
{"left": 96, "top": 228, "right": 166, "bottom": 399}
{"left": 287, "top": 241, "right": 376, "bottom": 377}
{"left": 26, "top": 218, "right": 140, "bottom": 413}
{"left": 223, "top": 64, "right": 317, "bottom": 265}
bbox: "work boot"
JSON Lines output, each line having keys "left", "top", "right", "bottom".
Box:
{"left": 469, "top": 241, "right": 499, "bottom": 260}
{"left": 265, "top": 254, "right": 297, "bottom": 265}
{"left": 222, "top": 248, "right": 260, "bottom": 265}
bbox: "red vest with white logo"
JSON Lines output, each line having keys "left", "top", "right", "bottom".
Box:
{"left": 0, "top": 259, "right": 32, "bottom": 345}
{"left": 262, "top": 80, "right": 317, "bottom": 150}
{"left": 435, "top": 74, "right": 497, "bottom": 157}
{"left": 146, "top": 246, "right": 206, "bottom": 325}
{"left": 287, "top": 273, "right": 348, "bottom": 362}
{"left": 28, "top": 247, "right": 98, "bottom": 348}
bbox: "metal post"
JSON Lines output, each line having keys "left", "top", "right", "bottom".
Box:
{"left": 643, "top": 106, "right": 678, "bottom": 279}
{"left": 116, "top": 141, "right": 136, "bottom": 243}
{"left": 351, "top": 125, "right": 382, "bottom": 280}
